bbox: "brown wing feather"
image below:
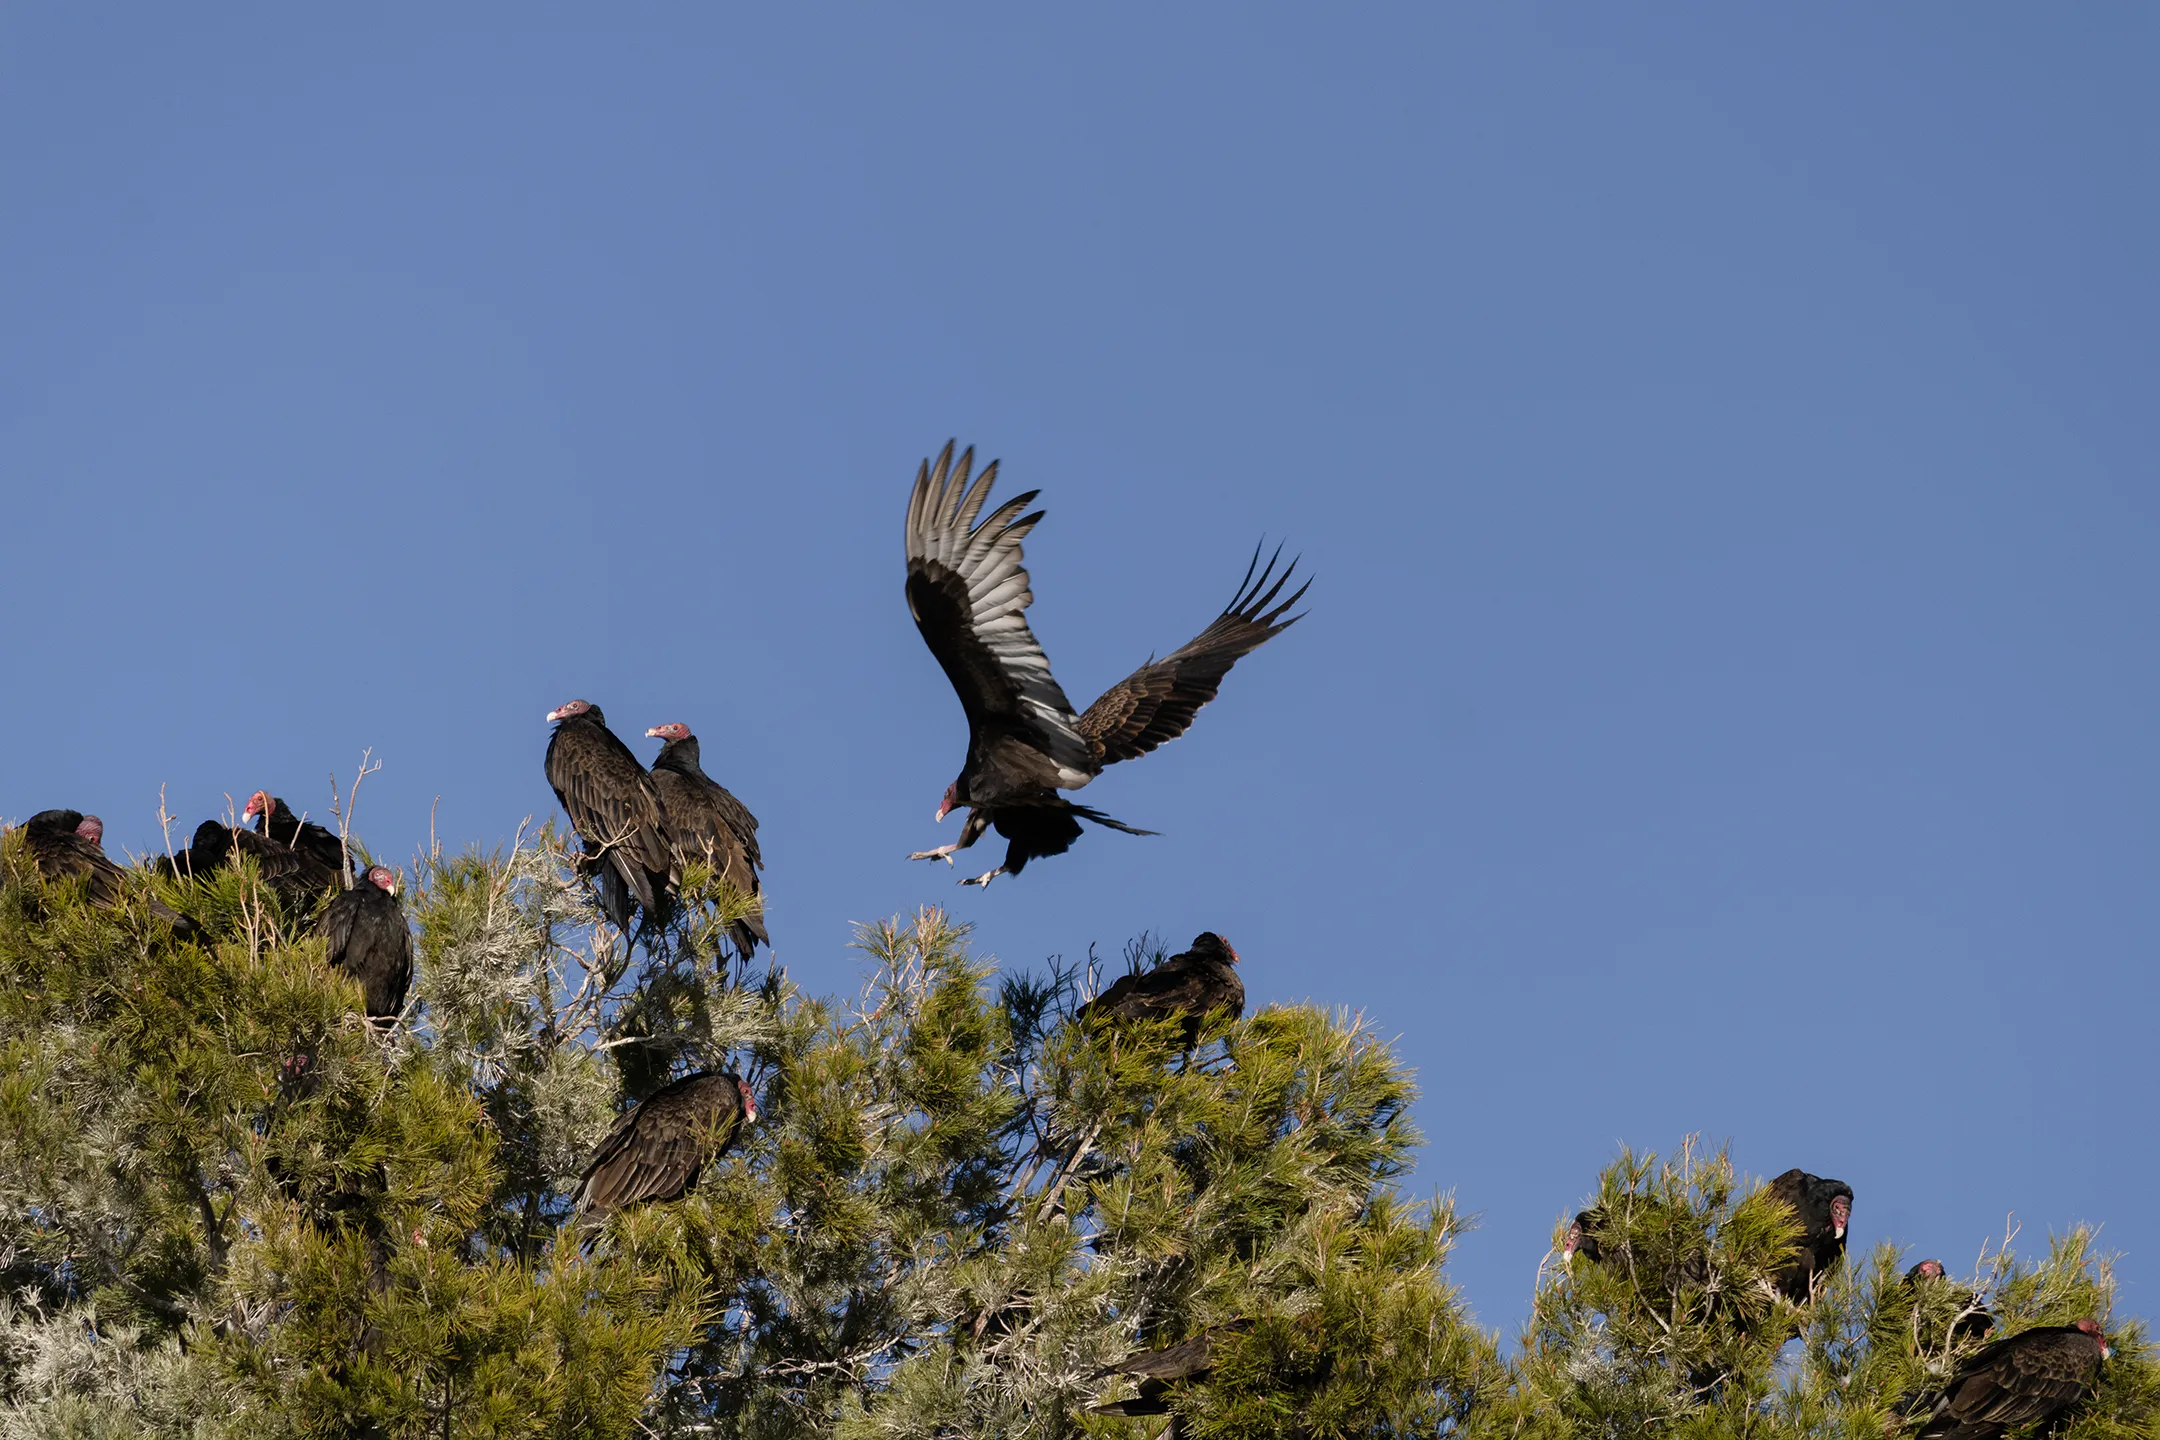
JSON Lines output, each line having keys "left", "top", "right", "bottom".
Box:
{"left": 1080, "top": 545, "right": 1309, "bottom": 768}
{"left": 904, "top": 441, "right": 1092, "bottom": 778}
{"left": 575, "top": 1072, "right": 747, "bottom": 1217}
{"left": 545, "top": 716, "right": 672, "bottom": 912}
{"left": 650, "top": 767, "right": 768, "bottom": 955}
{"left": 24, "top": 814, "right": 128, "bottom": 908}
{"left": 1920, "top": 1326, "right": 2104, "bottom": 1438}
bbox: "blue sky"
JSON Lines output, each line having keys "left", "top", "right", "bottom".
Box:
{"left": 4, "top": 8, "right": 2154, "bottom": 1333}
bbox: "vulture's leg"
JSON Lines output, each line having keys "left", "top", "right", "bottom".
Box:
{"left": 959, "top": 866, "right": 1005, "bottom": 888}
{"left": 911, "top": 810, "right": 989, "bottom": 864}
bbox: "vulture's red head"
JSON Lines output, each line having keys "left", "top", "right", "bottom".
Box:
{"left": 74, "top": 815, "right": 104, "bottom": 846}
{"left": 365, "top": 865, "right": 398, "bottom": 895}
{"left": 2074, "top": 1318, "right": 2111, "bottom": 1358}
{"left": 1829, "top": 1192, "right": 1851, "bottom": 1241}
{"left": 936, "top": 782, "right": 960, "bottom": 823}
{"left": 1192, "top": 932, "right": 1239, "bottom": 965}
{"left": 646, "top": 722, "right": 692, "bottom": 741}
{"left": 1910, "top": 1258, "right": 1945, "bottom": 1281}
{"left": 736, "top": 1076, "right": 759, "bottom": 1124}
{"left": 1562, "top": 1211, "right": 1600, "bottom": 1269}
{"left": 242, "top": 791, "right": 272, "bottom": 826}
{"left": 545, "top": 699, "right": 594, "bottom": 724}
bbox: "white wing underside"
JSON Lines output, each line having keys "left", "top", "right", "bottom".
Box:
{"left": 907, "top": 445, "right": 1095, "bottom": 784}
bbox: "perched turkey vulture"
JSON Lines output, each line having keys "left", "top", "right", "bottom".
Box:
{"left": 573, "top": 1070, "right": 759, "bottom": 1220}
{"left": 19, "top": 810, "right": 197, "bottom": 934}
{"left": 1077, "top": 932, "right": 1244, "bottom": 1048}
{"left": 1913, "top": 1319, "right": 2109, "bottom": 1440}
{"left": 903, "top": 442, "right": 1308, "bottom": 886}
{"left": 1904, "top": 1259, "right": 1996, "bottom": 1347}
{"left": 321, "top": 865, "right": 414, "bottom": 1024}
{"left": 1557, "top": 1204, "right": 1713, "bottom": 1294}
{"left": 544, "top": 700, "right": 673, "bottom": 935}
{"left": 1562, "top": 1209, "right": 1604, "bottom": 1268}
{"left": 1087, "top": 1325, "right": 1239, "bottom": 1435}
{"left": 1763, "top": 1168, "right": 1852, "bottom": 1303}
{"left": 644, "top": 723, "right": 767, "bottom": 964}
{"left": 159, "top": 817, "right": 341, "bottom": 913}
{"left": 243, "top": 792, "right": 347, "bottom": 876}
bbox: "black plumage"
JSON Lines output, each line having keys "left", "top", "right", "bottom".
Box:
{"left": 903, "top": 441, "right": 1308, "bottom": 886}
{"left": 544, "top": 699, "right": 673, "bottom": 935}
{"left": 244, "top": 791, "right": 348, "bottom": 876}
{"left": 1913, "top": 1319, "right": 2109, "bottom": 1440}
{"left": 1087, "top": 1326, "right": 1232, "bottom": 1432}
{"left": 1763, "top": 1168, "right": 1853, "bottom": 1303}
{"left": 1563, "top": 1209, "right": 1604, "bottom": 1268}
{"left": 321, "top": 865, "right": 414, "bottom": 1024}
{"left": 574, "top": 1070, "right": 759, "bottom": 1220}
{"left": 644, "top": 723, "right": 767, "bottom": 964}
{"left": 19, "top": 810, "right": 196, "bottom": 933}
{"left": 1904, "top": 1259, "right": 1996, "bottom": 1347}
{"left": 1077, "top": 932, "right": 1245, "bottom": 1047}
{"left": 158, "top": 818, "right": 341, "bottom": 913}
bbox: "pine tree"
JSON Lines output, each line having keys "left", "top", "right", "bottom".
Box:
{"left": 2, "top": 820, "right": 2155, "bottom": 1438}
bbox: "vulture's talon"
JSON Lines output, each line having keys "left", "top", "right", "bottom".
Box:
{"left": 960, "top": 868, "right": 1003, "bottom": 888}
{"left": 907, "top": 845, "right": 959, "bottom": 865}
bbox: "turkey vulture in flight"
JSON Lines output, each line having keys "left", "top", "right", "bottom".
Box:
{"left": 19, "top": 810, "right": 197, "bottom": 934}
{"left": 903, "top": 442, "right": 1308, "bottom": 886}
{"left": 244, "top": 792, "right": 347, "bottom": 876}
{"left": 1904, "top": 1259, "right": 1995, "bottom": 1347}
{"left": 160, "top": 818, "right": 342, "bottom": 913}
{"left": 321, "top": 865, "right": 414, "bottom": 1024}
{"left": 574, "top": 1070, "right": 758, "bottom": 1220}
{"left": 1913, "top": 1319, "right": 2109, "bottom": 1440}
{"left": 1763, "top": 1168, "right": 1852, "bottom": 1303}
{"left": 644, "top": 723, "right": 767, "bottom": 964}
{"left": 1087, "top": 1324, "right": 1240, "bottom": 1437}
{"left": 544, "top": 700, "right": 673, "bottom": 935}
{"left": 1077, "top": 932, "right": 1244, "bottom": 1048}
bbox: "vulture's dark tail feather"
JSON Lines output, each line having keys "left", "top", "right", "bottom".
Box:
{"left": 1068, "top": 804, "right": 1160, "bottom": 837}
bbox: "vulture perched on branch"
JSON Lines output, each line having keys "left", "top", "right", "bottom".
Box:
{"left": 574, "top": 1071, "right": 758, "bottom": 1220}
{"left": 321, "top": 865, "right": 414, "bottom": 1024}
{"left": 244, "top": 791, "right": 347, "bottom": 876}
{"left": 1763, "top": 1168, "right": 1852, "bottom": 1303}
{"left": 1913, "top": 1319, "right": 2109, "bottom": 1440}
{"left": 1562, "top": 1209, "right": 1604, "bottom": 1268}
{"left": 1077, "top": 932, "right": 1244, "bottom": 1048}
{"left": 544, "top": 699, "right": 673, "bottom": 935}
{"left": 160, "top": 817, "right": 342, "bottom": 913}
{"left": 1086, "top": 1324, "right": 1242, "bottom": 1438}
{"left": 903, "top": 441, "right": 1308, "bottom": 886}
{"left": 644, "top": 723, "right": 768, "bottom": 964}
{"left": 19, "top": 811, "right": 196, "bottom": 934}
{"left": 1904, "top": 1259, "right": 1996, "bottom": 1347}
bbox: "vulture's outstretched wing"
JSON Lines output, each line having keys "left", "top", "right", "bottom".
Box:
{"left": 1079, "top": 545, "right": 1308, "bottom": 768}
{"left": 905, "top": 441, "right": 1091, "bottom": 778}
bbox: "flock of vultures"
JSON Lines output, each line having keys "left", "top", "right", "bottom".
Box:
{"left": 4, "top": 444, "right": 2117, "bottom": 1435}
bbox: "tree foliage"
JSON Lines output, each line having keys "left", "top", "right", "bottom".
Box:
{"left": 0, "top": 822, "right": 2153, "bottom": 1438}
